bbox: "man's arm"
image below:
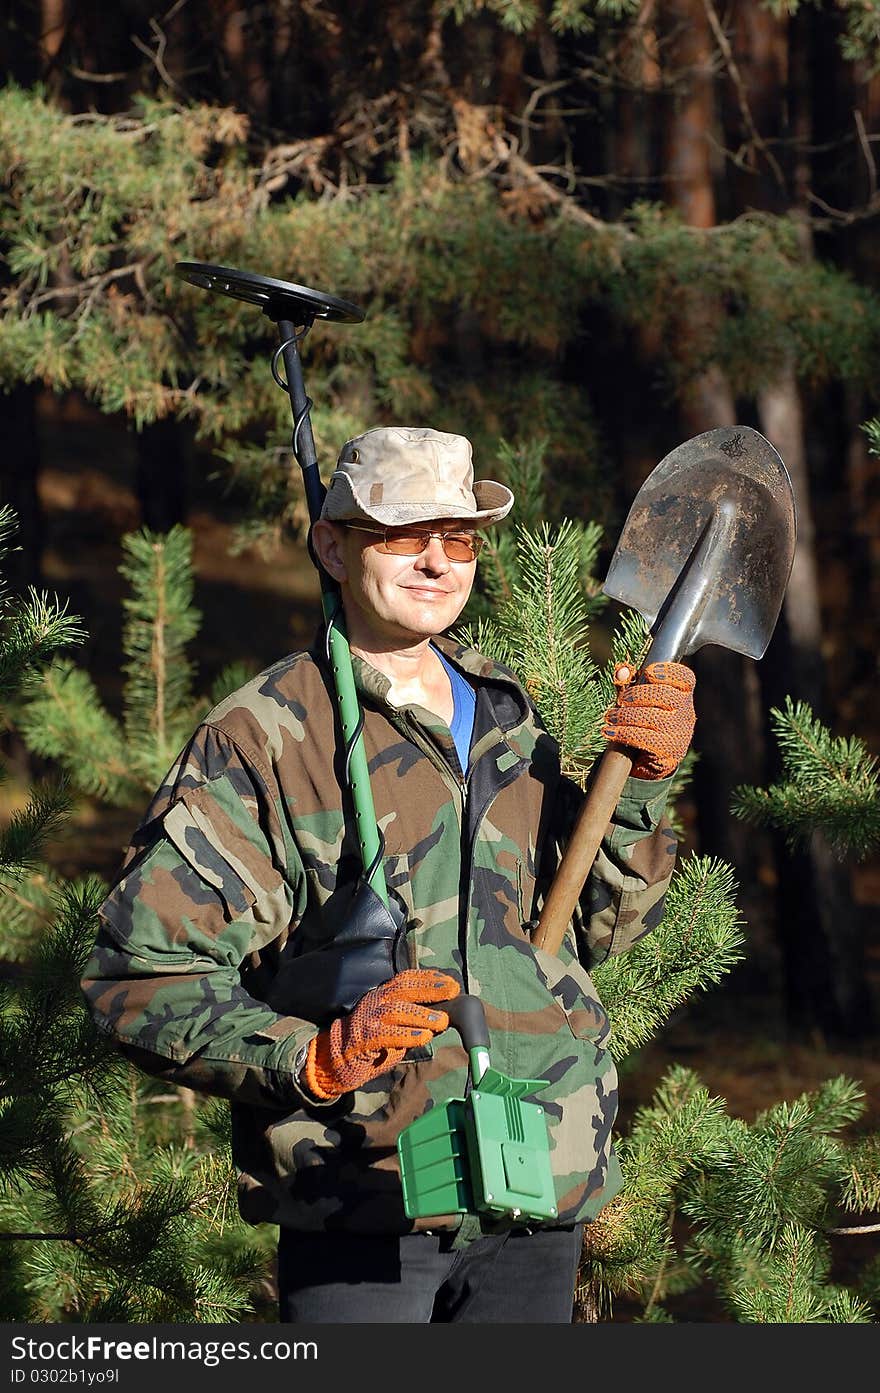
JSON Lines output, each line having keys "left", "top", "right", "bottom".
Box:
{"left": 80, "top": 729, "right": 322, "bottom": 1111}
{"left": 573, "top": 657, "right": 695, "bottom": 967}
{"left": 578, "top": 771, "right": 678, "bottom": 969}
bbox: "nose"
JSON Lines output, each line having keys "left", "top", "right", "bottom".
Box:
{"left": 413, "top": 535, "right": 451, "bottom": 573}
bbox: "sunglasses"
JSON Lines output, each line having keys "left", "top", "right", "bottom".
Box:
{"left": 342, "top": 523, "right": 484, "bottom": 562}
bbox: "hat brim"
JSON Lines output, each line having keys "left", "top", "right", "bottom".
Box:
{"left": 320, "top": 475, "right": 514, "bottom": 527}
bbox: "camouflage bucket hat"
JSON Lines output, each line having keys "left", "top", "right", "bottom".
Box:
{"left": 320, "top": 426, "right": 514, "bottom": 527}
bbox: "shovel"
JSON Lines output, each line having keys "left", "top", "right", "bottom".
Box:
{"left": 531, "top": 426, "right": 797, "bottom": 957}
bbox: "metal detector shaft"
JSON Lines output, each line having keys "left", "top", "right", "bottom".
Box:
{"left": 277, "top": 321, "right": 389, "bottom": 907}
{"left": 277, "top": 321, "right": 324, "bottom": 521}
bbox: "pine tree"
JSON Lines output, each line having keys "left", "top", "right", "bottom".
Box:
{"left": 580, "top": 1066, "right": 880, "bottom": 1322}
{"left": 2, "top": 84, "right": 879, "bottom": 554}
{"left": 0, "top": 509, "right": 273, "bottom": 1322}
{"left": 16, "top": 524, "right": 256, "bottom": 804}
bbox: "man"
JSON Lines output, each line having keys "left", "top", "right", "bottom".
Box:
{"left": 81, "top": 425, "right": 695, "bottom": 1323}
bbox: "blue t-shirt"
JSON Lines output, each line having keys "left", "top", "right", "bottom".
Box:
{"left": 433, "top": 646, "right": 476, "bottom": 774}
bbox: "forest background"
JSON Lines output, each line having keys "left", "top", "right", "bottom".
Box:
{"left": 2, "top": 0, "right": 880, "bottom": 1321}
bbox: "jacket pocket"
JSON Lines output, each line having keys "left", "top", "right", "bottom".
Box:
{"left": 160, "top": 778, "right": 292, "bottom": 955}
{"left": 531, "top": 942, "right": 611, "bottom": 1047}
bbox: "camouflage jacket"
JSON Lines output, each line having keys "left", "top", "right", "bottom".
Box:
{"left": 81, "top": 634, "right": 676, "bottom": 1242}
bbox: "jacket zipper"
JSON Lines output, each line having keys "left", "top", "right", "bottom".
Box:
{"left": 393, "top": 707, "right": 527, "bottom": 998}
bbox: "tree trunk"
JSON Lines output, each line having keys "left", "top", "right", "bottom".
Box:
{"left": 731, "top": 0, "right": 789, "bottom": 214}
{"left": 608, "top": 6, "right": 671, "bottom": 519}
{"left": 661, "top": 0, "right": 765, "bottom": 907}
{"left": 269, "top": 0, "right": 297, "bottom": 130}
{"left": 662, "top": 0, "right": 718, "bottom": 229}
{"left": 757, "top": 367, "right": 824, "bottom": 704}
{"left": 39, "top": 0, "right": 67, "bottom": 98}
{"left": 757, "top": 366, "right": 874, "bottom": 1039}
{"left": 612, "top": 0, "right": 661, "bottom": 221}
{"left": 842, "top": 379, "right": 880, "bottom": 711}
{"left": 750, "top": 11, "right": 873, "bottom": 1040}
{"left": 134, "top": 419, "right": 190, "bottom": 533}
{"left": 218, "top": 0, "right": 270, "bottom": 120}
{"left": 0, "top": 385, "right": 45, "bottom": 591}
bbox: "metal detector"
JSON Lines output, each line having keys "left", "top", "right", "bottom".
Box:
{"left": 176, "top": 263, "right": 408, "bottom": 1021}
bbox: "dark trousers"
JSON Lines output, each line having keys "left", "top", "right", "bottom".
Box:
{"left": 277, "top": 1223, "right": 584, "bottom": 1324}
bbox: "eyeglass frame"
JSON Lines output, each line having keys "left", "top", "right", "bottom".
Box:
{"left": 338, "top": 521, "right": 485, "bottom": 561}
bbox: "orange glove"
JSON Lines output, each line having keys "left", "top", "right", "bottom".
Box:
{"left": 602, "top": 660, "right": 696, "bottom": 779}
{"left": 303, "top": 969, "right": 460, "bottom": 1101}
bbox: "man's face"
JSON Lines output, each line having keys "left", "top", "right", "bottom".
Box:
{"left": 311, "top": 519, "right": 479, "bottom": 646}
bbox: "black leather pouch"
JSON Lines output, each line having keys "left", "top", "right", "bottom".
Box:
{"left": 275, "top": 879, "right": 410, "bottom": 1027}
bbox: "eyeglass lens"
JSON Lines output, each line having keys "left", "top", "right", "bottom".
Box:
{"left": 382, "top": 531, "right": 481, "bottom": 560}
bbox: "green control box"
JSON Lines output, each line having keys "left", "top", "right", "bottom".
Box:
{"left": 464, "top": 1082, "right": 557, "bottom": 1220}
{"left": 398, "top": 1064, "right": 557, "bottom": 1224}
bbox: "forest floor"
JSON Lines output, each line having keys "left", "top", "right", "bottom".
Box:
{"left": 4, "top": 393, "right": 880, "bottom": 1322}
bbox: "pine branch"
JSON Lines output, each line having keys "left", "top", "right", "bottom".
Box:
{"left": 0, "top": 506, "right": 18, "bottom": 556}
{"left": 0, "top": 507, "right": 20, "bottom": 618}
{"left": 13, "top": 524, "right": 221, "bottom": 810}
{"left": 0, "top": 778, "right": 75, "bottom": 883}
{"left": 582, "top": 1067, "right": 738, "bottom": 1310}
{"left": 0, "top": 865, "right": 61, "bottom": 961}
{"left": 459, "top": 520, "right": 606, "bottom": 771}
{"left": 0, "top": 589, "right": 87, "bottom": 706}
{"left": 0, "top": 878, "right": 116, "bottom": 1117}
{"left": 490, "top": 436, "right": 550, "bottom": 535}
{"left": 119, "top": 526, "right": 201, "bottom": 780}
{"left": 206, "top": 661, "right": 259, "bottom": 711}
{"left": 680, "top": 1076, "right": 865, "bottom": 1254}
{"left": 724, "top": 1222, "right": 874, "bottom": 1322}
{"left": 17, "top": 660, "right": 135, "bottom": 803}
{"left": 863, "top": 416, "right": 880, "bottom": 457}
{"left": 589, "top": 1065, "right": 880, "bottom": 1321}
{"left": 839, "top": 1134, "right": 880, "bottom": 1214}
{"left": 731, "top": 698, "right": 880, "bottom": 859}
{"left": 594, "top": 855, "right": 745, "bottom": 1059}
{"left": 828, "top": 1221, "right": 880, "bottom": 1235}
{"left": 753, "top": 1074, "right": 866, "bottom": 1138}
{"left": 28, "top": 874, "right": 110, "bottom": 1002}
{"left": 468, "top": 437, "right": 550, "bottom": 617}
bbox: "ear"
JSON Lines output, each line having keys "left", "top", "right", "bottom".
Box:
{"left": 310, "top": 520, "right": 348, "bottom": 582}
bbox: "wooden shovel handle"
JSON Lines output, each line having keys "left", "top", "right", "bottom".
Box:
{"left": 531, "top": 745, "right": 635, "bottom": 956}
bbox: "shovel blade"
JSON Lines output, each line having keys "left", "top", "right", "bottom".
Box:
{"left": 603, "top": 427, "right": 796, "bottom": 660}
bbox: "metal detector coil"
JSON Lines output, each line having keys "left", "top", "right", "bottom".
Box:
{"left": 175, "top": 262, "right": 364, "bottom": 325}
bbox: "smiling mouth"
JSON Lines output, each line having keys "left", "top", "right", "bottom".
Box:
{"left": 404, "top": 586, "right": 453, "bottom": 596}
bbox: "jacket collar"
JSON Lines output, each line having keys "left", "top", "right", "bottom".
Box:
{"left": 311, "top": 625, "right": 529, "bottom": 725}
